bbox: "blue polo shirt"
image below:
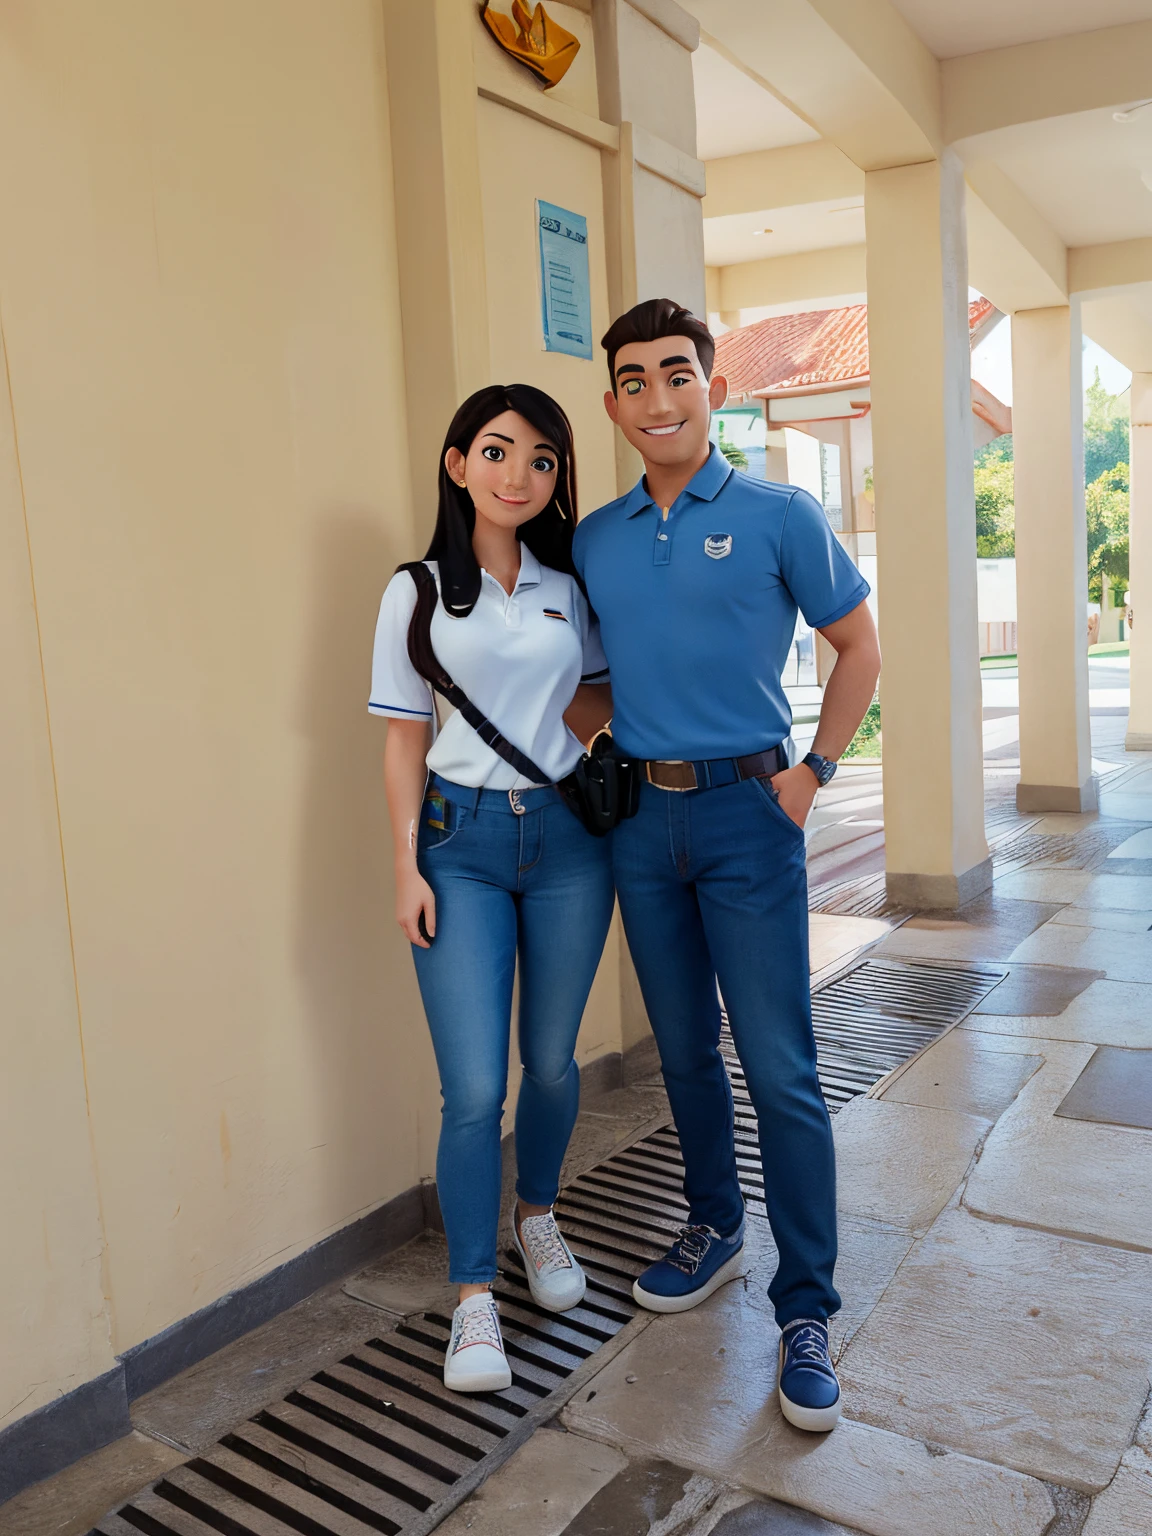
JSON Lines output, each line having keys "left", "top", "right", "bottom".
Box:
{"left": 572, "top": 444, "right": 869, "bottom": 760}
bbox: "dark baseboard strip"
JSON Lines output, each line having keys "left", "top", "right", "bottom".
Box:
{"left": 0, "top": 1366, "right": 131, "bottom": 1506}
{"left": 0, "top": 1038, "right": 655, "bottom": 1506}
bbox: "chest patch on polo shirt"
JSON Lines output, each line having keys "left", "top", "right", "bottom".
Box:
{"left": 704, "top": 533, "right": 733, "bottom": 560}
{"left": 542, "top": 608, "right": 570, "bottom": 622}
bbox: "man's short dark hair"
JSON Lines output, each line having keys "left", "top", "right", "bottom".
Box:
{"left": 601, "top": 298, "right": 715, "bottom": 393}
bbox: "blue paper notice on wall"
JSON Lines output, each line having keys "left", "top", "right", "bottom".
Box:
{"left": 537, "top": 200, "right": 593, "bottom": 360}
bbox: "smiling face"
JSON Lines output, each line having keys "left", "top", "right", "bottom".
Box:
{"left": 445, "top": 409, "right": 560, "bottom": 532}
{"left": 604, "top": 336, "right": 728, "bottom": 474}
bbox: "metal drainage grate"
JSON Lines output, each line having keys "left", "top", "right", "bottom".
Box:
{"left": 91, "top": 958, "right": 1002, "bottom": 1536}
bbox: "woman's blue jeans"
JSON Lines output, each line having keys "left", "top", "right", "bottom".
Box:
{"left": 413, "top": 773, "right": 615, "bottom": 1284}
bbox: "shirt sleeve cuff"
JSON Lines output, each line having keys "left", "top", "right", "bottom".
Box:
{"left": 580, "top": 667, "right": 610, "bottom": 683}
{"left": 806, "top": 582, "right": 870, "bottom": 632}
{"left": 368, "top": 701, "right": 433, "bottom": 718}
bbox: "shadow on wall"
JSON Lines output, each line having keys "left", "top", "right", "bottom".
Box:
{"left": 292, "top": 507, "right": 439, "bottom": 1236}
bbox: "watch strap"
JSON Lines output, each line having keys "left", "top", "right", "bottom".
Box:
{"left": 802, "top": 751, "right": 837, "bottom": 786}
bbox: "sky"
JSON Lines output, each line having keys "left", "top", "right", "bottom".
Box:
{"left": 969, "top": 306, "right": 1132, "bottom": 406}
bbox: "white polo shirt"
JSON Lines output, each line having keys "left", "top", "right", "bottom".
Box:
{"left": 369, "top": 546, "right": 609, "bottom": 790}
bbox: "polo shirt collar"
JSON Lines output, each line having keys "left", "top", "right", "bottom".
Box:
{"left": 515, "top": 542, "right": 542, "bottom": 590}
{"left": 479, "top": 540, "right": 542, "bottom": 595}
{"left": 624, "top": 442, "right": 733, "bottom": 517}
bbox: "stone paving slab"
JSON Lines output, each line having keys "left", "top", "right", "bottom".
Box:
{"left": 1056, "top": 1045, "right": 1152, "bottom": 1130}
{"left": 1048, "top": 904, "right": 1152, "bottom": 931}
{"left": 875, "top": 898, "right": 1060, "bottom": 963}
{"left": 875, "top": 1029, "right": 1043, "bottom": 1121}
{"left": 962, "top": 1042, "right": 1152, "bottom": 1251}
{"left": 808, "top": 914, "right": 892, "bottom": 975}
{"left": 970, "top": 964, "right": 1104, "bottom": 1016}
{"left": 562, "top": 1458, "right": 722, "bottom": 1534}
{"left": 708, "top": 1500, "right": 867, "bottom": 1536}
{"left": 837, "top": 1203, "right": 1152, "bottom": 1492}
{"left": 561, "top": 1274, "right": 1056, "bottom": 1536}
{"left": 831, "top": 1097, "right": 989, "bottom": 1231}
{"left": 1098, "top": 792, "right": 1152, "bottom": 821}
{"left": 1072, "top": 873, "right": 1152, "bottom": 909}
{"left": 993, "top": 869, "right": 1098, "bottom": 903}
{"left": 1007, "top": 919, "right": 1152, "bottom": 982}
{"left": 130, "top": 1280, "right": 399, "bottom": 1454}
{"left": 343, "top": 1229, "right": 457, "bottom": 1318}
{"left": 961, "top": 978, "right": 1152, "bottom": 1047}
{"left": 1081, "top": 1447, "right": 1152, "bottom": 1536}
{"left": 1108, "top": 828, "right": 1152, "bottom": 858}
{"left": 434, "top": 1424, "right": 626, "bottom": 1535}
{"left": 0, "top": 1433, "right": 184, "bottom": 1536}
{"left": 721, "top": 1210, "right": 912, "bottom": 1363}
{"left": 1082, "top": 1398, "right": 1152, "bottom": 1535}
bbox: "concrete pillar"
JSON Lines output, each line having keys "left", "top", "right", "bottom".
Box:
{"left": 1013, "top": 306, "right": 1096, "bottom": 809}
{"left": 594, "top": 0, "right": 704, "bottom": 499}
{"left": 1128, "top": 374, "right": 1152, "bottom": 750}
{"left": 865, "top": 153, "right": 990, "bottom": 908}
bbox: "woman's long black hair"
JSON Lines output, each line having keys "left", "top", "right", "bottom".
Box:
{"left": 399, "top": 383, "right": 578, "bottom": 686}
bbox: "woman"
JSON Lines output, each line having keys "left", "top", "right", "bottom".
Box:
{"left": 370, "top": 384, "right": 614, "bottom": 1393}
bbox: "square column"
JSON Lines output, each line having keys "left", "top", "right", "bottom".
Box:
{"left": 1127, "top": 373, "right": 1152, "bottom": 751}
{"left": 865, "top": 154, "right": 990, "bottom": 908}
{"left": 1012, "top": 306, "right": 1096, "bottom": 809}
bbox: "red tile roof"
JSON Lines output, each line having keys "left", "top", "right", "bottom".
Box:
{"left": 716, "top": 296, "right": 997, "bottom": 400}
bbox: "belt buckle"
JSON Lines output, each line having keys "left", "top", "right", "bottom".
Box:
{"left": 647, "top": 760, "right": 698, "bottom": 792}
{"left": 508, "top": 788, "right": 526, "bottom": 815}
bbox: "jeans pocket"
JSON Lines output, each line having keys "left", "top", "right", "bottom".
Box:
{"left": 419, "top": 791, "right": 464, "bottom": 853}
{"left": 749, "top": 774, "right": 805, "bottom": 839}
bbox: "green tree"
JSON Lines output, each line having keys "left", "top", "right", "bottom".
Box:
{"left": 1086, "top": 460, "right": 1130, "bottom": 602}
{"left": 1084, "top": 368, "right": 1130, "bottom": 486}
{"left": 843, "top": 694, "right": 881, "bottom": 759}
{"left": 717, "top": 423, "right": 748, "bottom": 471}
{"left": 973, "top": 436, "right": 1015, "bottom": 557}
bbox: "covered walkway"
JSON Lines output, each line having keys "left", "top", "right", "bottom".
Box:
{"left": 6, "top": 2, "right": 1152, "bottom": 1531}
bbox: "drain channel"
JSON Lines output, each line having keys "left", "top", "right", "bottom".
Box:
{"left": 92, "top": 956, "right": 1003, "bottom": 1536}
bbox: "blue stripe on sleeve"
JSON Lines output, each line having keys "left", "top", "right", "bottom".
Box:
{"left": 368, "top": 701, "right": 433, "bottom": 716}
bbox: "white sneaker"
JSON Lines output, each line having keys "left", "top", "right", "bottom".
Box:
{"left": 514, "top": 1210, "right": 586, "bottom": 1312}
{"left": 442, "top": 1292, "right": 512, "bottom": 1394}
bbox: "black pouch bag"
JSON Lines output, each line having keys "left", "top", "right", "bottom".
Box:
{"left": 556, "top": 730, "right": 641, "bottom": 837}
{"left": 406, "top": 564, "right": 640, "bottom": 837}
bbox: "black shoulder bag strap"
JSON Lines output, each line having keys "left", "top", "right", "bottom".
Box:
{"left": 407, "top": 563, "right": 552, "bottom": 786}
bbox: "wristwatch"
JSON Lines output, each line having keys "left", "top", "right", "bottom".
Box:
{"left": 802, "top": 751, "right": 838, "bottom": 787}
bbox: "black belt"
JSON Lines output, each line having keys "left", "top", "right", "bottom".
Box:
{"left": 642, "top": 744, "right": 787, "bottom": 792}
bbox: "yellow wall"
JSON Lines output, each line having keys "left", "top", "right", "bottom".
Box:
{"left": 1, "top": 0, "right": 706, "bottom": 1440}
{"left": 0, "top": 317, "right": 115, "bottom": 1429}
{"left": 0, "top": 0, "right": 436, "bottom": 1377}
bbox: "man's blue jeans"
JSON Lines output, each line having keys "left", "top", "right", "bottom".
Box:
{"left": 612, "top": 774, "right": 840, "bottom": 1326}
{"left": 413, "top": 774, "right": 615, "bottom": 1284}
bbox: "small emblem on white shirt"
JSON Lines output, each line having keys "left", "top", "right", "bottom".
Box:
{"left": 542, "top": 608, "right": 570, "bottom": 622}
{"left": 704, "top": 534, "right": 733, "bottom": 560}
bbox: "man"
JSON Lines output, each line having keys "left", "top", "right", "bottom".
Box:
{"left": 572, "top": 298, "right": 881, "bottom": 1432}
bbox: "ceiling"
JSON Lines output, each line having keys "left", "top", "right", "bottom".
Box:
{"left": 959, "top": 105, "right": 1152, "bottom": 247}
{"left": 694, "top": 1, "right": 1152, "bottom": 286}
{"left": 692, "top": 42, "right": 817, "bottom": 161}
{"left": 704, "top": 198, "right": 865, "bottom": 267}
{"left": 889, "top": 0, "right": 1152, "bottom": 59}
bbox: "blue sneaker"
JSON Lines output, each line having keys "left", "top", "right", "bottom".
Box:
{"left": 632, "top": 1221, "right": 746, "bottom": 1313}
{"left": 778, "top": 1318, "right": 841, "bottom": 1432}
